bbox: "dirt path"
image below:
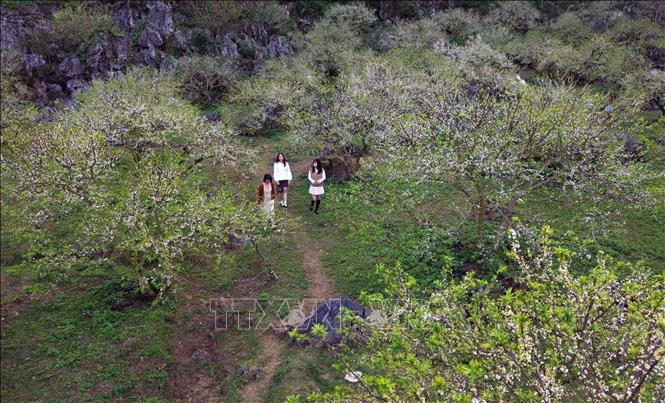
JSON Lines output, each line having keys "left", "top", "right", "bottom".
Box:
{"left": 166, "top": 145, "right": 335, "bottom": 402}
{"left": 299, "top": 236, "right": 336, "bottom": 299}
{"left": 238, "top": 154, "right": 337, "bottom": 402}
{"left": 168, "top": 280, "right": 225, "bottom": 402}
{"left": 240, "top": 217, "right": 336, "bottom": 402}
{"left": 240, "top": 331, "right": 284, "bottom": 402}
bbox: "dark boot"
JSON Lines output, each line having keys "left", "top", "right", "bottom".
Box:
{"left": 309, "top": 200, "right": 315, "bottom": 211}
{"left": 315, "top": 200, "right": 320, "bottom": 214}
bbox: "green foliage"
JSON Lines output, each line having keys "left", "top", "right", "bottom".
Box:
{"left": 310, "top": 323, "right": 328, "bottom": 339}
{"left": 52, "top": 3, "right": 121, "bottom": 49}
{"left": 0, "top": 50, "right": 35, "bottom": 126}
{"left": 485, "top": 1, "right": 541, "bottom": 33}
{"left": 0, "top": 272, "right": 176, "bottom": 400}
{"left": 238, "top": 39, "right": 256, "bottom": 59}
{"left": 178, "top": 1, "right": 290, "bottom": 34}
{"left": 314, "top": 228, "right": 665, "bottom": 401}
{"left": 288, "top": 327, "right": 310, "bottom": 343}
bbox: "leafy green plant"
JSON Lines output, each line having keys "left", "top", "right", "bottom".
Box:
{"left": 288, "top": 328, "right": 310, "bottom": 343}
{"left": 310, "top": 323, "right": 328, "bottom": 339}
{"left": 52, "top": 3, "right": 121, "bottom": 50}
{"left": 238, "top": 40, "right": 256, "bottom": 59}
{"left": 313, "top": 227, "right": 665, "bottom": 401}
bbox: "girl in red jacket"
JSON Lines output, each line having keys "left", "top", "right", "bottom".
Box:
{"left": 258, "top": 173, "right": 276, "bottom": 215}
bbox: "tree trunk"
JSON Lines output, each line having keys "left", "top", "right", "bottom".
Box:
{"left": 652, "top": 97, "right": 665, "bottom": 116}
{"left": 474, "top": 180, "right": 488, "bottom": 246}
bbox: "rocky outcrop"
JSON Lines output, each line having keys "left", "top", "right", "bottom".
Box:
{"left": 114, "top": 7, "right": 138, "bottom": 31}
{"left": 2, "top": 0, "right": 294, "bottom": 105}
{"left": 84, "top": 32, "right": 129, "bottom": 79}
{"left": 217, "top": 33, "right": 241, "bottom": 60}
{"left": 0, "top": 14, "right": 21, "bottom": 50}
{"left": 66, "top": 79, "right": 87, "bottom": 95}
{"left": 203, "top": 111, "right": 221, "bottom": 123}
{"left": 146, "top": 0, "right": 174, "bottom": 37}
{"left": 22, "top": 53, "right": 45, "bottom": 77}
{"left": 58, "top": 56, "right": 84, "bottom": 78}
{"left": 236, "top": 23, "right": 293, "bottom": 60}
{"left": 646, "top": 44, "right": 665, "bottom": 68}
{"left": 137, "top": 25, "right": 163, "bottom": 48}
{"left": 140, "top": 45, "right": 165, "bottom": 68}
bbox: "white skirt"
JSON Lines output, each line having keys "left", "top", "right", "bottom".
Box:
{"left": 309, "top": 185, "right": 324, "bottom": 195}
{"left": 261, "top": 199, "right": 275, "bottom": 213}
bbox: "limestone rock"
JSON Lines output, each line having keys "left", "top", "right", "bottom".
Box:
{"left": 58, "top": 56, "right": 84, "bottom": 78}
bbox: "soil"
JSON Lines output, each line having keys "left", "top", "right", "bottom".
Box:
{"left": 240, "top": 330, "right": 285, "bottom": 402}
{"left": 168, "top": 278, "right": 226, "bottom": 402}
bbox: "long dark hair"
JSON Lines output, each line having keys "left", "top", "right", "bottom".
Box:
{"left": 275, "top": 152, "right": 287, "bottom": 166}
{"left": 310, "top": 158, "right": 322, "bottom": 174}
{"left": 263, "top": 173, "right": 273, "bottom": 183}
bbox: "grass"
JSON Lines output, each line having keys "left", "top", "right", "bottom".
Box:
{"left": 2, "top": 120, "right": 662, "bottom": 400}
{"left": 1, "top": 267, "right": 176, "bottom": 401}
{"left": 0, "top": 136, "right": 323, "bottom": 401}
{"left": 265, "top": 345, "right": 341, "bottom": 401}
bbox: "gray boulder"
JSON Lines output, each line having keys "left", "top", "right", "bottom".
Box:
{"left": 646, "top": 45, "right": 665, "bottom": 68}
{"left": 66, "top": 79, "right": 87, "bottom": 95}
{"left": 58, "top": 56, "right": 85, "bottom": 78}
{"left": 217, "top": 34, "right": 241, "bottom": 60}
{"left": 0, "top": 15, "right": 20, "bottom": 51}
{"left": 146, "top": 1, "right": 174, "bottom": 37}
{"left": 174, "top": 30, "right": 188, "bottom": 50}
{"left": 591, "top": 17, "right": 609, "bottom": 32}
{"left": 137, "top": 25, "right": 163, "bottom": 48}
{"left": 23, "top": 53, "right": 46, "bottom": 77}
{"left": 295, "top": 298, "right": 371, "bottom": 344}
{"left": 263, "top": 36, "right": 293, "bottom": 59}
{"left": 114, "top": 7, "right": 138, "bottom": 31}
{"left": 203, "top": 111, "right": 221, "bottom": 123}
{"left": 46, "top": 83, "right": 64, "bottom": 100}
{"left": 140, "top": 46, "right": 164, "bottom": 67}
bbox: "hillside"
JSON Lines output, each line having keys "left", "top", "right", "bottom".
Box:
{"left": 1, "top": 1, "right": 664, "bottom": 402}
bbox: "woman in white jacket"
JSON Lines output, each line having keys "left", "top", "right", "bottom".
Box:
{"left": 308, "top": 158, "right": 325, "bottom": 214}
{"left": 273, "top": 153, "right": 293, "bottom": 208}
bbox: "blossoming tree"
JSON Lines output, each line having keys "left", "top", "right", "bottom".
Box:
{"left": 1, "top": 68, "right": 266, "bottom": 298}
{"left": 311, "top": 226, "right": 664, "bottom": 401}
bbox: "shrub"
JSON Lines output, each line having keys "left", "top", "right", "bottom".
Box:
{"left": 312, "top": 228, "right": 665, "bottom": 401}
{"left": 0, "top": 50, "right": 34, "bottom": 124}
{"left": 323, "top": 3, "right": 377, "bottom": 34}
{"left": 173, "top": 55, "right": 238, "bottom": 105}
{"left": 178, "top": 1, "right": 289, "bottom": 34}
{"left": 432, "top": 8, "right": 482, "bottom": 45}
{"left": 484, "top": 1, "right": 541, "bottom": 33}
{"left": 1, "top": 68, "right": 265, "bottom": 301}
{"left": 52, "top": 3, "right": 121, "bottom": 50}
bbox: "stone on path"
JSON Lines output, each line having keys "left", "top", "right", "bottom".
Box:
{"left": 294, "top": 298, "right": 371, "bottom": 344}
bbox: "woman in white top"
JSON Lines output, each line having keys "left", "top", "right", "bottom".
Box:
{"left": 273, "top": 153, "right": 293, "bottom": 208}
{"left": 308, "top": 158, "right": 325, "bottom": 214}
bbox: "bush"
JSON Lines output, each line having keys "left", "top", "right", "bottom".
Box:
{"left": 323, "top": 3, "right": 377, "bottom": 34}
{"left": 0, "top": 50, "right": 34, "bottom": 124}
{"left": 1, "top": 68, "right": 264, "bottom": 301}
{"left": 484, "top": 1, "right": 541, "bottom": 33}
{"left": 312, "top": 228, "right": 665, "bottom": 401}
{"left": 432, "top": 8, "right": 482, "bottom": 45}
{"left": 178, "top": 1, "right": 289, "bottom": 34}
{"left": 52, "top": 3, "right": 120, "bottom": 50}
{"left": 173, "top": 56, "right": 238, "bottom": 105}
